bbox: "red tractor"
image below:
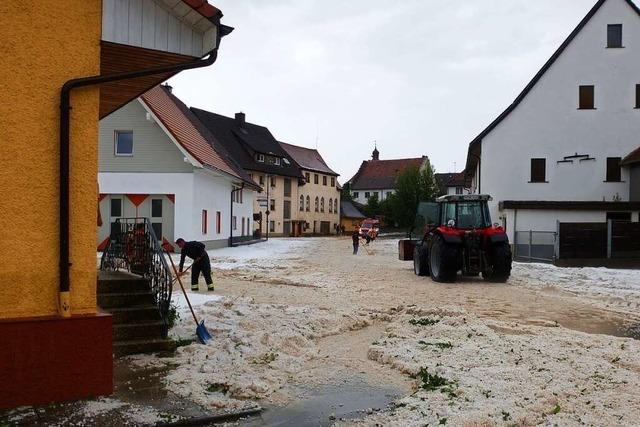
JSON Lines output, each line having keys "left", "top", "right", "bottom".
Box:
{"left": 411, "top": 195, "right": 512, "bottom": 282}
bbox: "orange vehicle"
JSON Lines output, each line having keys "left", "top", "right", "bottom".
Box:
{"left": 359, "top": 219, "right": 380, "bottom": 240}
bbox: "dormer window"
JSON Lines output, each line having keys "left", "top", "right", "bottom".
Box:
{"left": 607, "top": 24, "right": 623, "bottom": 48}
{"left": 275, "top": 157, "right": 281, "bottom": 166}
{"left": 257, "top": 154, "right": 265, "bottom": 162}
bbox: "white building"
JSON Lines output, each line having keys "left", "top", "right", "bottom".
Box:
{"left": 435, "top": 172, "right": 470, "bottom": 196}
{"left": 465, "top": 0, "right": 640, "bottom": 244}
{"left": 98, "top": 85, "right": 260, "bottom": 251}
{"left": 348, "top": 147, "right": 430, "bottom": 205}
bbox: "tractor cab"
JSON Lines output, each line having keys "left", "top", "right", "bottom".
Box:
{"left": 408, "top": 194, "right": 512, "bottom": 283}
{"left": 438, "top": 194, "right": 493, "bottom": 230}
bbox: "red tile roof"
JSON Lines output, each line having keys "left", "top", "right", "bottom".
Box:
{"left": 182, "top": 0, "right": 222, "bottom": 19}
{"left": 621, "top": 146, "right": 640, "bottom": 165}
{"left": 348, "top": 157, "right": 426, "bottom": 190}
{"left": 435, "top": 172, "right": 466, "bottom": 188}
{"left": 279, "top": 142, "right": 338, "bottom": 176}
{"left": 141, "top": 86, "right": 241, "bottom": 180}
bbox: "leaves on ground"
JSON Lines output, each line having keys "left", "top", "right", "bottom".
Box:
{"left": 409, "top": 317, "right": 440, "bottom": 326}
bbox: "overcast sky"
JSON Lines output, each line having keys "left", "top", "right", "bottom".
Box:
{"left": 169, "top": 0, "right": 597, "bottom": 181}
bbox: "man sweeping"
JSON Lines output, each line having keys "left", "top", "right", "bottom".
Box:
{"left": 175, "top": 238, "right": 214, "bottom": 292}
{"left": 352, "top": 226, "right": 360, "bottom": 255}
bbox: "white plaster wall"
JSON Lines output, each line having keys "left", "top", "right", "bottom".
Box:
{"left": 100, "top": 170, "right": 254, "bottom": 245}
{"left": 445, "top": 186, "right": 470, "bottom": 195}
{"left": 99, "top": 172, "right": 195, "bottom": 239}
{"left": 351, "top": 188, "right": 394, "bottom": 205}
{"left": 234, "top": 187, "right": 256, "bottom": 237}
{"left": 479, "top": 0, "right": 640, "bottom": 222}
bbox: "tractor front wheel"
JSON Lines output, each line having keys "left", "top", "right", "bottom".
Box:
{"left": 482, "top": 242, "right": 512, "bottom": 282}
{"left": 429, "top": 235, "right": 458, "bottom": 283}
{"left": 413, "top": 245, "right": 429, "bottom": 276}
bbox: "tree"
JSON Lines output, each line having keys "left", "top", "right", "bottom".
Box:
{"left": 388, "top": 159, "right": 440, "bottom": 230}
{"left": 341, "top": 182, "right": 353, "bottom": 202}
{"left": 363, "top": 193, "right": 381, "bottom": 218}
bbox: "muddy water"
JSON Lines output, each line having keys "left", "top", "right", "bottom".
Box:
{"left": 238, "top": 324, "right": 411, "bottom": 426}
{"left": 240, "top": 378, "right": 402, "bottom": 427}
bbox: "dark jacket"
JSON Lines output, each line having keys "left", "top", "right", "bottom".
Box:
{"left": 179, "top": 241, "right": 207, "bottom": 271}
{"left": 352, "top": 231, "right": 360, "bottom": 245}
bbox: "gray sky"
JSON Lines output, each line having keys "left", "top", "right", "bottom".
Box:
{"left": 169, "top": 0, "right": 596, "bottom": 181}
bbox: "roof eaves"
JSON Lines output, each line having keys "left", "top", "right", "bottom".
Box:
{"left": 181, "top": 0, "right": 223, "bottom": 21}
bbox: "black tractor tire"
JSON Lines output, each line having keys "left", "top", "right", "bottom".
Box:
{"left": 413, "top": 245, "right": 429, "bottom": 276}
{"left": 428, "top": 235, "right": 458, "bottom": 283}
{"left": 482, "top": 242, "right": 512, "bottom": 282}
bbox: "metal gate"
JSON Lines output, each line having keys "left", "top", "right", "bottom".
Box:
{"left": 514, "top": 230, "right": 557, "bottom": 263}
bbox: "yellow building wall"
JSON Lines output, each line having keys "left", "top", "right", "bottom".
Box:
{"left": 297, "top": 170, "right": 341, "bottom": 234}
{"left": 0, "top": 1, "right": 102, "bottom": 318}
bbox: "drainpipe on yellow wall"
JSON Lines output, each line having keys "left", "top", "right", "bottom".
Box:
{"left": 58, "top": 25, "right": 231, "bottom": 317}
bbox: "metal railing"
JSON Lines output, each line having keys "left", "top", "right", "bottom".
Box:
{"left": 100, "top": 218, "right": 173, "bottom": 337}
{"left": 514, "top": 230, "right": 557, "bottom": 263}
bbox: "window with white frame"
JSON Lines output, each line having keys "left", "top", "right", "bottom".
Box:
{"left": 114, "top": 130, "right": 133, "bottom": 156}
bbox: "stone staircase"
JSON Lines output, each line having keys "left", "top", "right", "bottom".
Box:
{"left": 98, "top": 271, "right": 175, "bottom": 356}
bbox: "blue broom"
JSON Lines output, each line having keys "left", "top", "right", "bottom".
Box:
{"left": 164, "top": 247, "right": 212, "bottom": 344}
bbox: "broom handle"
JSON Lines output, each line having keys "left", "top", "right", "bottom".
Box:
{"left": 165, "top": 249, "right": 200, "bottom": 325}
{"left": 169, "top": 255, "right": 202, "bottom": 285}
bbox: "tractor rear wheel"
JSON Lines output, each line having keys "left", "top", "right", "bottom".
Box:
{"left": 429, "top": 235, "right": 457, "bottom": 282}
{"left": 482, "top": 242, "right": 512, "bottom": 282}
{"left": 413, "top": 245, "right": 429, "bottom": 276}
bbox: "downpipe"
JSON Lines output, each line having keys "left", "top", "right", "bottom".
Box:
{"left": 58, "top": 29, "right": 223, "bottom": 317}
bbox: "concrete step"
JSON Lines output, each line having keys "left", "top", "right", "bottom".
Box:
{"left": 98, "top": 276, "right": 149, "bottom": 294}
{"left": 108, "top": 306, "right": 161, "bottom": 325}
{"left": 98, "top": 291, "right": 155, "bottom": 309}
{"left": 114, "top": 321, "right": 166, "bottom": 341}
{"left": 114, "top": 338, "right": 176, "bottom": 357}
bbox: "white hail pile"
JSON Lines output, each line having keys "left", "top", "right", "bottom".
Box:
{"left": 343, "top": 306, "right": 640, "bottom": 427}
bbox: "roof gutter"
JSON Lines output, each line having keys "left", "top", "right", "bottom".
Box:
{"left": 58, "top": 28, "right": 224, "bottom": 317}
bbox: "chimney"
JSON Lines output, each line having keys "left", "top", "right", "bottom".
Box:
{"left": 163, "top": 83, "right": 173, "bottom": 93}
{"left": 235, "top": 112, "right": 245, "bottom": 126}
